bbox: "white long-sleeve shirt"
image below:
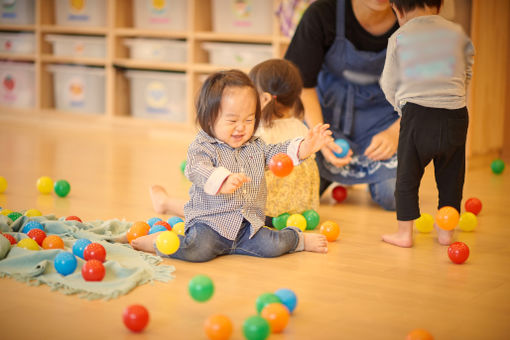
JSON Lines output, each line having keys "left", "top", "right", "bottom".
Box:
{"left": 380, "top": 15, "right": 474, "bottom": 115}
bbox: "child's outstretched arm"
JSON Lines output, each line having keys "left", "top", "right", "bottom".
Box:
{"left": 298, "top": 123, "right": 333, "bottom": 160}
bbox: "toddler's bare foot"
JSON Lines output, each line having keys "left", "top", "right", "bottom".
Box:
{"left": 150, "top": 185, "right": 170, "bottom": 214}
{"left": 435, "top": 224, "right": 454, "bottom": 245}
{"left": 382, "top": 220, "right": 413, "bottom": 248}
{"left": 303, "top": 233, "right": 328, "bottom": 253}
{"left": 131, "top": 232, "right": 162, "bottom": 253}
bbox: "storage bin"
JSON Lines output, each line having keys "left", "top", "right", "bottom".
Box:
{"left": 45, "top": 34, "right": 106, "bottom": 58}
{"left": 0, "top": 32, "right": 35, "bottom": 54}
{"left": 0, "top": 0, "right": 35, "bottom": 25}
{"left": 0, "top": 61, "right": 35, "bottom": 108}
{"left": 55, "top": 0, "right": 106, "bottom": 27}
{"left": 212, "top": 0, "right": 273, "bottom": 35}
{"left": 133, "top": 0, "right": 187, "bottom": 31}
{"left": 47, "top": 64, "right": 105, "bottom": 114}
{"left": 202, "top": 42, "right": 272, "bottom": 68}
{"left": 123, "top": 38, "right": 186, "bottom": 62}
{"left": 126, "top": 70, "right": 186, "bottom": 122}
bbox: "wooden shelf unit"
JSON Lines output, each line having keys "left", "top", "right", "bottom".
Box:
{"left": 0, "top": 0, "right": 290, "bottom": 131}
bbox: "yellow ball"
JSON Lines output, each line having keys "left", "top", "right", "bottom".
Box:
{"left": 17, "top": 238, "right": 40, "bottom": 251}
{"left": 25, "top": 209, "right": 42, "bottom": 217}
{"left": 37, "top": 176, "right": 53, "bottom": 194}
{"left": 172, "top": 222, "right": 185, "bottom": 236}
{"left": 1, "top": 209, "right": 12, "bottom": 216}
{"left": 459, "top": 212, "right": 477, "bottom": 232}
{"left": 0, "top": 176, "right": 7, "bottom": 193}
{"left": 415, "top": 213, "right": 434, "bottom": 233}
{"left": 286, "top": 213, "right": 307, "bottom": 231}
{"left": 155, "top": 230, "right": 180, "bottom": 255}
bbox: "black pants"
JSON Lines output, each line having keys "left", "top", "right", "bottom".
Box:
{"left": 395, "top": 102, "right": 468, "bottom": 221}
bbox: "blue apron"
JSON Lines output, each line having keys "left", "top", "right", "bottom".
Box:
{"left": 316, "top": 0, "right": 398, "bottom": 185}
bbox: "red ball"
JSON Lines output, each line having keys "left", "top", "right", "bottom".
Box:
{"left": 82, "top": 259, "right": 105, "bottom": 281}
{"left": 448, "top": 242, "right": 470, "bottom": 264}
{"left": 123, "top": 305, "right": 149, "bottom": 333}
{"left": 154, "top": 220, "right": 172, "bottom": 231}
{"left": 83, "top": 242, "right": 106, "bottom": 262}
{"left": 269, "top": 153, "right": 294, "bottom": 177}
{"left": 332, "top": 185, "right": 347, "bottom": 203}
{"left": 27, "top": 228, "right": 47, "bottom": 246}
{"left": 464, "top": 197, "right": 482, "bottom": 215}
{"left": 1, "top": 233, "right": 17, "bottom": 245}
{"left": 66, "top": 215, "right": 82, "bottom": 223}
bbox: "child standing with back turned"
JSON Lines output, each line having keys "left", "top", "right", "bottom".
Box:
{"left": 380, "top": 0, "right": 474, "bottom": 247}
{"left": 134, "top": 70, "right": 330, "bottom": 261}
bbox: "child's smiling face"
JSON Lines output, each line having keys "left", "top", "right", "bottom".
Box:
{"left": 213, "top": 86, "right": 257, "bottom": 148}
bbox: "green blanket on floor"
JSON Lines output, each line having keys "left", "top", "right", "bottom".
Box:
{"left": 0, "top": 214, "right": 175, "bottom": 300}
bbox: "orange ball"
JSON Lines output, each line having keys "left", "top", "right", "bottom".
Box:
{"left": 319, "top": 220, "right": 340, "bottom": 242}
{"left": 269, "top": 153, "right": 294, "bottom": 177}
{"left": 435, "top": 206, "right": 459, "bottom": 231}
{"left": 204, "top": 314, "right": 233, "bottom": 340}
{"left": 406, "top": 328, "right": 434, "bottom": 340}
{"left": 42, "top": 235, "right": 65, "bottom": 249}
{"left": 127, "top": 221, "right": 151, "bottom": 244}
{"left": 261, "top": 302, "right": 290, "bottom": 333}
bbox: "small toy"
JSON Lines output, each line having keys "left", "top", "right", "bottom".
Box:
{"left": 0, "top": 176, "right": 7, "bottom": 193}
{"left": 204, "top": 314, "right": 233, "bottom": 340}
{"left": 332, "top": 185, "right": 347, "bottom": 203}
{"left": 167, "top": 216, "right": 184, "bottom": 227}
{"left": 319, "top": 220, "right": 340, "bottom": 242}
{"left": 42, "top": 235, "right": 65, "bottom": 249}
{"left": 83, "top": 242, "right": 106, "bottom": 262}
{"left": 464, "top": 197, "right": 482, "bottom": 215}
{"left": 24, "top": 209, "right": 42, "bottom": 217}
{"left": 153, "top": 220, "right": 172, "bottom": 231}
{"left": 180, "top": 160, "right": 187, "bottom": 174}
{"left": 172, "top": 222, "right": 185, "bottom": 236}
{"left": 435, "top": 206, "right": 459, "bottom": 231}
{"left": 243, "top": 315, "right": 270, "bottom": 340}
{"left": 0, "top": 208, "right": 12, "bottom": 216}
{"left": 261, "top": 303, "right": 290, "bottom": 333}
{"left": 333, "top": 138, "right": 350, "bottom": 158}
{"left": 286, "top": 213, "right": 307, "bottom": 231}
{"left": 82, "top": 259, "right": 106, "bottom": 281}
{"left": 274, "top": 288, "right": 297, "bottom": 313}
{"left": 72, "top": 238, "right": 92, "bottom": 259}
{"left": 458, "top": 212, "right": 477, "bottom": 232}
{"left": 127, "top": 221, "right": 150, "bottom": 244}
{"left": 406, "top": 329, "right": 434, "bottom": 340}
{"left": 155, "top": 230, "right": 180, "bottom": 255}
{"left": 302, "top": 209, "right": 320, "bottom": 230}
{"left": 7, "top": 211, "right": 22, "bottom": 222}
{"left": 149, "top": 225, "right": 167, "bottom": 234}
{"left": 65, "top": 215, "right": 82, "bottom": 222}
{"left": 272, "top": 212, "right": 290, "bottom": 230}
{"left": 269, "top": 153, "right": 294, "bottom": 177}
{"left": 2, "top": 233, "right": 17, "bottom": 245}
{"left": 17, "top": 238, "right": 40, "bottom": 251}
{"left": 189, "top": 274, "right": 214, "bottom": 302}
{"left": 36, "top": 176, "right": 53, "bottom": 194}
{"left": 22, "top": 220, "right": 45, "bottom": 233}
{"left": 54, "top": 252, "right": 77, "bottom": 276}
{"left": 255, "top": 293, "right": 281, "bottom": 314}
{"left": 415, "top": 213, "right": 434, "bottom": 233}
{"left": 27, "top": 228, "right": 46, "bottom": 246}
{"left": 448, "top": 242, "right": 470, "bottom": 264}
{"left": 123, "top": 305, "right": 149, "bottom": 333}
{"left": 54, "top": 179, "right": 71, "bottom": 197}
{"left": 491, "top": 159, "right": 505, "bottom": 174}
{"left": 147, "top": 217, "right": 162, "bottom": 227}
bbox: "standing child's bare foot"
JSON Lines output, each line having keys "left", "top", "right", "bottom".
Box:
{"left": 150, "top": 185, "right": 171, "bottom": 214}
{"left": 131, "top": 232, "right": 162, "bottom": 253}
{"left": 303, "top": 233, "right": 328, "bottom": 253}
{"left": 382, "top": 220, "right": 413, "bottom": 248}
{"left": 435, "top": 224, "right": 454, "bottom": 245}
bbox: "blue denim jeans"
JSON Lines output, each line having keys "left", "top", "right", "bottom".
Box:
{"left": 155, "top": 220, "right": 301, "bottom": 262}
{"left": 368, "top": 177, "right": 396, "bottom": 211}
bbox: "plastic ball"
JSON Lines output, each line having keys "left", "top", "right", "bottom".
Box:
{"left": 0, "top": 176, "right": 7, "bottom": 193}
{"left": 406, "top": 329, "right": 434, "bottom": 340}
{"left": 82, "top": 259, "right": 106, "bottom": 281}
{"left": 255, "top": 293, "right": 282, "bottom": 314}
{"left": 54, "top": 252, "right": 77, "bottom": 276}
{"left": 7, "top": 211, "right": 22, "bottom": 222}
{"left": 302, "top": 209, "right": 320, "bottom": 230}
{"left": 22, "top": 220, "right": 45, "bottom": 233}
{"left": 27, "top": 228, "right": 47, "bottom": 246}
{"left": 17, "top": 238, "right": 40, "bottom": 251}
{"left": 491, "top": 159, "right": 505, "bottom": 174}
{"left": 42, "top": 235, "right": 65, "bottom": 249}
{"left": 127, "top": 221, "right": 150, "bottom": 244}
{"left": 243, "top": 315, "right": 270, "bottom": 340}
{"left": 147, "top": 217, "right": 162, "bottom": 227}
{"left": 286, "top": 213, "right": 307, "bottom": 231}
{"left": 464, "top": 197, "right": 482, "bottom": 215}
{"left": 333, "top": 138, "right": 350, "bottom": 158}
{"left": 37, "top": 176, "right": 53, "bottom": 194}
{"left": 261, "top": 303, "right": 290, "bottom": 333}
{"left": 180, "top": 160, "right": 187, "bottom": 174}
{"left": 149, "top": 225, "right": 167, "bottom": 234}
{"left": 269, "top": 153, "right": 294, "bottom": 177}
{"left": 2, "top": 233, "right": 17, "bottom": 245}
{"left": 72, "top": 238, "right": 92, "bottom": 259}
{"left": 319, "top": 220, "right": 340, "bottom": 242}
{"left": 155, "top": 230, "right": 180, "bottom": 255}
{"left": 448, "top": 242, "right": 470, "bottom": 264}
{"left": 435, "top": 206, "right": 459, "bottom": 231}
{"left": 83, "top": 242, "right": 106, "bottom": 262}
{"left": 24, "top": 209, "right": 42, "bottom": 217}
{"left": 0, "top": 208, "right": 12, "bottom": 216}
{"left": 154, "top": 220, "right": 172, "bottom": 231}
{"left": 167, "top": 216, "right": 184, "bottom": 227}
{"left": 274, "top": 288, "right": 297, "bottom": 313}
{"left": 458, "top": 212, "right": 477, "bottom": 232}
{"left": 332, "top": 185, "right": 348, "bottom": 203}
{"left": 188, "top": 274, "right": 214, "bottom": 302}
{"left": 54, "top": 179, "right": 71, "bottom": 197}
{"left": 204, "top": 314, "right": 233, "bottom": 340}
{"left": 123, "top": 305, "right": 149, "bottom": 333}
{"left": 272, "top": 213, "right": 290, "bottom": 230}
{"left": 415, "top": 213, "right": 434, "bottom": 233}
{"left": 65, "top": 215, "right": 82, "bottom": 222}
{"left": 172, "top": 222, "right": 185, "bottom": 236}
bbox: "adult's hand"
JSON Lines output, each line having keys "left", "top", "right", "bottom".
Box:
{"left": 320, "top": 140, "right": 353, "bottom": 167}
{"left": 364, "top": 118, "right": 400, "bottom": 161}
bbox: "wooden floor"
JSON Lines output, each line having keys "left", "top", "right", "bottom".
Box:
{"left": 1, "top": 116, "right": 509, "bottom": 340}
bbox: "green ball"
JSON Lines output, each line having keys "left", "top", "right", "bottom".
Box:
{"left": 255, "top": 292, "right": 281, "bottom": 314}
{"left": 180, "top": 160, "right": 187, "bottom": 174}
{"left": 188, "top": 274, "right": 214, "bottom": 302}
{"left": 243, "top": 315, "right": 270, "bottom": 340}
{"left": 7, "top": 212, "right": 22, "bottom": 222}
{"left": 302, "top": 209, "right": 320, "bottom": 230}
{"left": 272, "top": 212, "right": 290, "bottom": 230}
{"left": 491, "top": 159, "right": 505, "bottom": 174}
{"left": 54, "top": 180, "right": 71, "bottom": 197}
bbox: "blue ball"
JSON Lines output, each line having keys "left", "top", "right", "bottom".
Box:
{"left": 149, "top": 225, "right": 167, "bottom": 234}
{"left": 333, "top": 139, "right": 350, "bottom": 158}
{"left": 147, "top": 217, "right": 163, "bottom": 227}
{"left": 54, "top": 252, "right": 77, "bottom": 276}
{"left": 22, "top": 220, "right": 45, "bottom": 234}
{"left": 274, "top": 288, "right": 297, "bottom": 313}
{"left": 167, "top": 216, "right": 184, "bottom": 227}
{"left": 72, "top": 238, "right": 92, "bottom": 259}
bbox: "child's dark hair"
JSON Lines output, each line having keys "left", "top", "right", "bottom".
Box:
{"left": 249, "top": 59, "right": 304, "bottom": 128}
{"left": 390, "top": 0, "right": 442, "bottom": 13}
{"left": 196, "top": 69, "right": 261, "bottom": 137}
